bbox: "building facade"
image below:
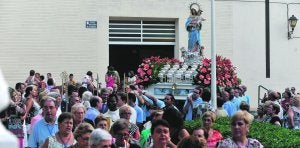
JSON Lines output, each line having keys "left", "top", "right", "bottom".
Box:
{"left": 0, "top": 0, "right": 299, "bottom": 108}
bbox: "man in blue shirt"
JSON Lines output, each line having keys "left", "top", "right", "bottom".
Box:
{"left": 128, "top": 93, "right": 144, "bottom": 128}
{"left": 85, "top": 96, "right": 102, "bottom": 125}
{"left": 28, "top": 97, "right": 59, "bottom": 148}
{"left": 182, "top": 86, "right": 203, "bottom": 121}
{"left": 222, "top": 90, "right": 236, "bottom": 117}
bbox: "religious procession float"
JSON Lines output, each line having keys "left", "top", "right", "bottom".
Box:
{"left": 134, "top": 3, "right": 240, "bottom": 100}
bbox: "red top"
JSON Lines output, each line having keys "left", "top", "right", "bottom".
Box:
{"left": 207, "top": 130, "right": 223, "bottom": 148}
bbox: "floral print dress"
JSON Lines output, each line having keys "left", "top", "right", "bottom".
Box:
{"left": 217, "top": 137, "right": 263, "bottom": 148}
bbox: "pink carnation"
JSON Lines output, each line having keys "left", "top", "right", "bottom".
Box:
{"left": 199, "top": 75, "right": 204, "bottom": 80}
{"left": 204, "top": 79, "right": 210, "bottom": 84}
{"left": 147, "top": 69, "right": 152, "bottom": 75}
{"left": 144, "top": 64, "right": 149, "bottom": 71}
{"left": 201, "top": 68, "right": 207, "bottom": 73}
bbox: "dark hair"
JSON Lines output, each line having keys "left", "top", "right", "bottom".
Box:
{"left": 239, "top": 101, "right": 250, "bottom": 112}
{"left": 87, "top": 71, "right": 93, "bottom": 76}
{"left": 117, "top": 92, "right": 127, "bottom": 103}
{"left": 195, "top": 86, "right": 203, "bottom": 94}
{"left": 127, "top": 93, "right": 136, "bottom": 102}
{"left": 78, "top": 86, "right": 88, "bottom": 98}
{"left": 129, "top": 85, "right": 136, "bottom": 90}
{"left": 40, "top": 75, "right": 45, "bottom": 81}
{"left": 58, "top": 112, "right": 74, "bottom": 123}
{"left": 15, "top": 82, "right": 24, "bottom": 90}
{"left": 69, "top": 73, "right": 74, "bottom": 77}
{"left": 107, "top": 66, "right": 115, "bottom": 71}
{"left": 165, "top": 93, "right": 175, "bottom": 102}
{"left": 217, "top": 98, "right": 225, "bottom": 108}
{"left": 67, "top": 84, "right": 77, "bottom": 96}
{"left": 193, "top": 127, "right": 208, "bottom": 139}
{"left": 47, "top": 78, "right": 54, "bottom": 86}
{"left": 202, "top": 88, "right": 211, "bottom": 102}
{"left": 24, "top": 86, "right": 33, "bottom": 98}
{"left": 151, "top": 119, "right": 169, "bottom": 134}
{"left": 108, "top": 94, "right": 118, "bottom": 102}
{"left": 110, "top": 119, "right": 129, "bottom": 135}
{"left": 29, "top": 70, "right": 35, "bottom": 76}
{"left": 177, "top": 136, "right": 205, "bottom": 148}
{"left": 285, "top": 91, "right": 292, "bottom": 98}
{"left": 90, "top": 96, "right": 100, "bottom": 108}
{"left": 162, "top": 107, "right": 183, "bottom": 128}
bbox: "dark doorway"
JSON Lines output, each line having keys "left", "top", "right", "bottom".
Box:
{"left": 109, "top": 45, "right": 174, "bottom": 80}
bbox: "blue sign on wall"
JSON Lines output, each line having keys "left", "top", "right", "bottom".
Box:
{"left": 86, "top": 21, "right": 97, "bottom": 28}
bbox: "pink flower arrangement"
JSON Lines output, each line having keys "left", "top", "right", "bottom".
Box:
{"left": 136, "top": 56, "right": 181, "bottom": 86}
{"left": 195, "top": 55, "right": 239, "bottom": 88}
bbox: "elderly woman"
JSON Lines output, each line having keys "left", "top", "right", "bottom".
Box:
{"left": 82, "top": 91, "right": 93, "bottom": 110}
{"left": 265, "top": 101, "right": 281, "bottom": 126}
{"left": 110, "top": 119, "right": 140, "bottom": 148}
{"left": 119, "top": 105, "right": 140, "bottom": 140}
{"left": 150, "top": 119, "right": 176, "bottom": 148}
{"left": 42, "top": 112, "right": 76, "bottom": 148}
{"left": 217, "top": 110, "right": 263, "bottom": 147}
{"left": 94, "top": 115, "right": 110, "bottom": 131}
{"left": 89, "top": 127, "right": 113, "bottom": 148}
{"left": 201, "top": 111, "right": 222, "bottom": 147}
{"left": 288, "top": 95, "right": 300, "bottom": 129}
{"left": 71, "top": 103, "right": 86, "bottom": 131}
{"left": 70, "top": 123, "right": 94, "bottom": 148}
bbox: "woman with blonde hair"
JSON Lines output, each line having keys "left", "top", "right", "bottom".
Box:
{"left": 94, "top": 115, "right": 110, "bottom": 131}
{"left": 119, "top": 105, "right": 140, "bottom": 140}
{"left": 217, "top": 110, "right": 263, "bottom": 148}
{"left": 288, "top": 95, "right": 300, "bottom": 129}
{"left": 201, "top": 111, "right": 222, "bottom": 147}
{"left": 71, "top": 103, "right": 86, "bottom": 131}
{"left": 70, "top": 123, "right": 94, "bottom": 148}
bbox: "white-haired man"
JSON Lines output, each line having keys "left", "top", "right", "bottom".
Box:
{"left": 89, "top": 128, "right": 113, "bottom": 148}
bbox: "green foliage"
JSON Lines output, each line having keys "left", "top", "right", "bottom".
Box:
{"left": 184, "top": 117, "right": 300, "bottom": 147}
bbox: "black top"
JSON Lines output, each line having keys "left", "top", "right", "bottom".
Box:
{"left": 270, "top": 116, "right": 282, "bottom": 126}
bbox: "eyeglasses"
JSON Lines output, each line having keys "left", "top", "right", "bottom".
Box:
{"left": 193, "top": 91, "right": 199, "bottom": 94}
{"left": 121, "top": 112, "right": 131, "bottom": 115}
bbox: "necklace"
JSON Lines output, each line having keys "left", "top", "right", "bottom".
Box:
{"left": 57, "top": 132, "right": 72, "bottom": 148}
{"left": 47, "top": 124, "right": 55, "bottom": 136}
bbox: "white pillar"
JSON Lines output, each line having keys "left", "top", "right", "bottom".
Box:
{"left": 210, "top": 0, "right": 217, "bottom": 110}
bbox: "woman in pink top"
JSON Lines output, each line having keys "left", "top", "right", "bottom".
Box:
{"left": 105, "top": 70, "right": 115, "bottom": 87}
{"left": 202, "top": 111, "right": 223, "bottom": 148}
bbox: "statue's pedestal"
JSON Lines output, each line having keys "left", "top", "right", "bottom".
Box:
{"left": 146, "top": 83, "right": 197, "bottom": 100}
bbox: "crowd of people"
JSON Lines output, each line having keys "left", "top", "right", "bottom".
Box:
{"left": 1, "top": 68, "right": 299, "bottom": 148}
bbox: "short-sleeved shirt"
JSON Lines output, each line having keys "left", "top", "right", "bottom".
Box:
{"left": 85, "top": 107, "right": 101, "bottom": 123}
{"left": 28, "top": 118, "right": 58, "bottom": 148}
{"left": 223, "top": 100, "right": 236, "bottom": 117}
{"left": 184, "top": 97, "right": 203, "bottom": 121}
{"left": 133, "top": 104, "right": 144, "bottom": 123}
